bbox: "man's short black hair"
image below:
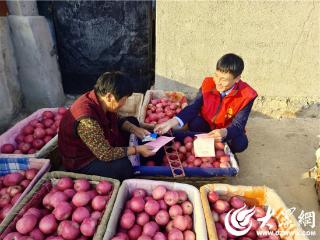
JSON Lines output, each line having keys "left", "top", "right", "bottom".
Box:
{"left": 94, "top": 71, "right": 133, "bottom": 101}
{"left": 216, "top": 53, "right": 244, "bottom": 78}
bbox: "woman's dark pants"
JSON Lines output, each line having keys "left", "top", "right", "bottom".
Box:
{"left": 75, "top": 157, "right": 133, "bottom": 182}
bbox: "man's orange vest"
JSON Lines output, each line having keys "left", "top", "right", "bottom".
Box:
{"left": 200, "top": 77, "right": 257, "bottom": 130}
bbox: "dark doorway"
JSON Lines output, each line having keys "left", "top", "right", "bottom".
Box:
{"left": 0, "top": 1, "right": 8, "bottom": 16}
{"left": 37, "top": 0, "right": 155, "bottom": 94}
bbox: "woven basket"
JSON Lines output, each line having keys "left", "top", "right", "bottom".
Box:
{"left": 136, "top": 175, "right": 227, "bottom": 188}
{"left": 0, "top": 171, "right": 120, "bottom": 240}
{"left": 200, "top": 183, "right": 308, "bottom": 240}
{"left": 0, "top": 157, "right": 50, "bottom": 226}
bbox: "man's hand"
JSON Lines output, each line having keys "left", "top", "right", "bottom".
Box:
{"left": 208, "top": 128, "right": 227, "bottom": 142}
{"left": 133, "top": 127, "right": 151, "bottom": 140}
{"left": 137, "top": 145, "right": 156, "bottom": 157}
{"left": 154, "top": 118, "right": 179, "bottom": 135}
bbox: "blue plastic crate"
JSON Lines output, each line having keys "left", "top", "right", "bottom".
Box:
{"left": 133, "top": 131, "right": 239, "bottom": 177}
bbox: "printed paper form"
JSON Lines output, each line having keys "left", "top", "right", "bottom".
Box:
{"left": 145, "top": 136, "right": 174, "bottom": 153}
{"left": 193, "top": 134, "right": 215, "bottom": 157}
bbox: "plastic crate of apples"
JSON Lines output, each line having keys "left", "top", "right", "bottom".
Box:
{"left": 134, "top": 132, "right": 239, "bottom": 177}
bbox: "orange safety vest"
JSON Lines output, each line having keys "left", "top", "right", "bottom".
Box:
{"left": 200, "top": 77, "right": 257, "bottom": 130}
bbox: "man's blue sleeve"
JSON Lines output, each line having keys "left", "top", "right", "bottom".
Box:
{"left": 174, "top": 116, "right": 185, "bottom": 128}
{"left": 175, "top": 93, "right": 203, "bottom": 126}
{"left": 225, "top": 99, "right": 255, "bottom": 141}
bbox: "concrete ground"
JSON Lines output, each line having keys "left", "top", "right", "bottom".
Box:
{"left": 229, "top": 118, "right": 320, "bottom": 240}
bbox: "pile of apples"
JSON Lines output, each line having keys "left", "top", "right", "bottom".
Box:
{"left": 0, "top": 169, "right": 38, "bottom": 223}
{"left": 0, "top": 107, "right": 67, "bottom": 155}
{"left": 144, "top": 96, "right": 183, "bottom": 125}
{"left": 3, "top": 177, "right": 114, "bottom": 240}
{"left": 112, "top": 185, "right": 196, "bottom": 240}
{"left": 146, "top": 136, "right": 231, "bottom": 169}
{"left": 208, "top": 191, "right": 280, "bottom": 240}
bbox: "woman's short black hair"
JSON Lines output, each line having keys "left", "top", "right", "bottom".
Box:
{"left": 94, "top": 71, "right": 133, "bottom": 101}
{"left": 216, "top": 53, "right": 244, "bottom": 78}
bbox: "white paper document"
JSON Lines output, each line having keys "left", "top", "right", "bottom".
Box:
{"left": 144, "top": 136, "right": 175, "bottom": 153}
{"left": 193, "top": 134, "right": 215, "bottom": 157}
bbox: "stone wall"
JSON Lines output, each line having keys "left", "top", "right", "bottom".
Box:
{"left": 0, "top": 17, "right": 21, "bottom": 132}
{"left": 155, "top": 1, "right": 320, "bottom": 118}
{"left": 8, "top": 15, "right": 65, "bottom": 111}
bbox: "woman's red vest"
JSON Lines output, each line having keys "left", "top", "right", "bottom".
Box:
{"left": 58, "top": 90, "right": 124, "bottom": 170}
{"left": 200, "top": 77, "right": 257, "bottom": 130}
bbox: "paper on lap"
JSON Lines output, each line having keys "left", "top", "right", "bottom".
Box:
{"left": 194, "top": 134, "right": 215, "bottom": 157}
{"left": 144, "top": 136, "right": 174, "bottom": 153}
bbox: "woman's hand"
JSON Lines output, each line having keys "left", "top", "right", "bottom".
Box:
{"left": 136, "top": 145, "right": 156, "bottom": 157}
{"left": 122, "top": 121, "right": 150, "bottom": 139}
{"left": 133, "top": 127, "right": 151, "bottom": 140}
